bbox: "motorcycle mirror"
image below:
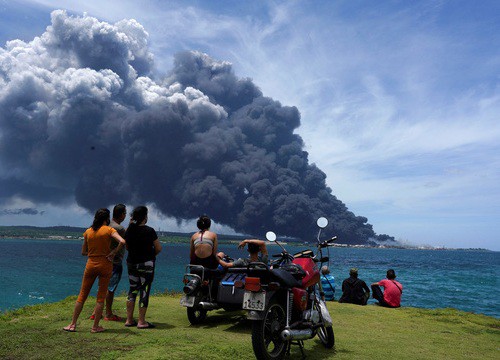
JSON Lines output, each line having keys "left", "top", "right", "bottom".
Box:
{"left": 316, "top": 217, "right": 328, "bottom": 229}
{"left": 266, "top": 231, "right": 277, "bottom": 242}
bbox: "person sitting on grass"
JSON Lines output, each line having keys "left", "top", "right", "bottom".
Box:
{"left": 338, "top": 268, "right": 370, "bottom": 305}
{"left": 320, "top": 266, "right": 336, "bottom": 301}
{"left": 217, "top": 239, "right": 268, "bottom": 268}
{"left": 371, "top": 269, "right": 403, "bottom": 308}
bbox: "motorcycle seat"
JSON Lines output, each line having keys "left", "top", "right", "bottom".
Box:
{"left": 189, "top": 266, "right": 226, "bottom": 280}
{"left": 270, "top": 268, "right": 302, "bottom": 288}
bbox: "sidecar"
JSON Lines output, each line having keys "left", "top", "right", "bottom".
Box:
{"left": 180, "top": 264, "right": 248, "bottom": 324}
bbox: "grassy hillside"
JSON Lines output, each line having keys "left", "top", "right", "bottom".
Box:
{"left": 0, "top": 294, "right": 498, "bottom": 360}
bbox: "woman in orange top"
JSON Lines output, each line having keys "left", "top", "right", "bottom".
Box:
{"left": 63, "top": 208, "right": 126, "bottom": 333}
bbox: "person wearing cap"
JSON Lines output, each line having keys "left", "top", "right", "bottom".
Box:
{"left": 320, "top": 266, "right": 335, "bottom": 301}
{"left": 371, "top": 269, "right": 403, "bottom": 308}
{"left": 338, "top": 268, "right": 370, "bottom": 305}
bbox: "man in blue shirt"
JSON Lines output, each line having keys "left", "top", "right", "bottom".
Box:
{"left": 320, "top": 266, "right": 335, "bottom": 301}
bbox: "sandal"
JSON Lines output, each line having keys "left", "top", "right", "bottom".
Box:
{"left": 137, "top": 322, "right": 155, "bottom": 329}
{"left": 90, "top": 326, "right": 106, "bottom": 333}
{"left": 125, "top": 320, "right": 138, "bottom": 327}
{"left": 104, "top": 314, "right": 122, "bottom": 321}
{"left": 63, "top": 324, "right": 76, "bottom": 332}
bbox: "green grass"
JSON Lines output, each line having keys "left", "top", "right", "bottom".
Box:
{"left": 1, "top": 295, "right": 498, "bottom": 360}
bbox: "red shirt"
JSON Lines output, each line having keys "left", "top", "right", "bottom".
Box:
{"left": 378, "top": 279, "right": 403, "bottom": 307}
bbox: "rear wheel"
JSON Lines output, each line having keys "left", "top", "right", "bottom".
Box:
{"left": 252, "top": 302, "right": 288, "bottom": 360}
{"left": 187, "top": 307, "right": 207, "bottom": 325}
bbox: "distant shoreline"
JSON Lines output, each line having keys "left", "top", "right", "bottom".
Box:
{"left": 0, "top": 234, "right": 494, "bottom": 252}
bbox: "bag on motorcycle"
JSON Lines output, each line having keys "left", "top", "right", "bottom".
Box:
{"left": 318, "top": 299, "right": 333, "bottom": 326}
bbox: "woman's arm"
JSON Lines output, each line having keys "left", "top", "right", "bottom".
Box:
{"left": 153, "top": 239, "right": 162, "bottom": 255}
{"left": 81, "top": 236, "right": 88, "bottom": 256}
{"left": 107, "top": 231, "right": 126, "bottom": 261}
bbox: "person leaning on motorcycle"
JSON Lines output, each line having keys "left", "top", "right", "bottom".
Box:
{"left": 217, "top": 239, "right": 268, "bottom": 268}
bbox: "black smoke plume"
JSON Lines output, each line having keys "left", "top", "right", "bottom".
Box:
{"left": 0, "top": 11, "right": 392, "bottom": 243}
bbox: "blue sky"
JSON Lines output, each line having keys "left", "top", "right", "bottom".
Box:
{"left": 0, "top": 0, "right": 499, "bottom": 250}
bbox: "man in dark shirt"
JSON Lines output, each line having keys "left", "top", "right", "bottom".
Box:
{"left": 338, "top": 268, "right": 370, "bottom": 305}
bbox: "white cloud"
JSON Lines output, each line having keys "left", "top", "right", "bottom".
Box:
{"left": 4, "top": 0, "right": 500, "bottom": 249}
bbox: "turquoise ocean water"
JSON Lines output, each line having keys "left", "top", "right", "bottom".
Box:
{"left": 0, "top": 238, "right": 498, "bottom": 318}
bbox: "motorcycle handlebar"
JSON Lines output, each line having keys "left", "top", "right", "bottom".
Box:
{"left": 319, "top": 236, "right": 337, "bottom": 247}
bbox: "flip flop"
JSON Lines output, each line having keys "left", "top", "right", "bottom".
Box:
{"left": 125, "top": 321, "right": 138, "bottom": 327}
{"left": 104, "top": 314, "right": 122, "bottom": 321}
{"left": 63, "top": 325, "right": 76, "bottom": 332}
{"left": 90, "top": 326, "right": 105, "bottom": 333}
{"left": 137, "top": 322, "right": 155, "bottom": 329}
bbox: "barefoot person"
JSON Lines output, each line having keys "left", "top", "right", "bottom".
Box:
{"left": 124, "top": 206, "right": 162, "bottom": 329}
{"left": 64, "top": 208, "right": 126, "bottom": 333}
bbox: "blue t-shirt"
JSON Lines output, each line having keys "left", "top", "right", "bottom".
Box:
{"left": 321, "top": 274, "right": 335, "bottom": 301}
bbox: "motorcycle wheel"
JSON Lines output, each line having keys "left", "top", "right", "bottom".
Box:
{"left": 314, "top": 301, "right": 335, "bottom": 348}
{"left": 187, "top": 307, "right": 207, "bottom": 325}
{"left": 252, "top": 301, "right": 288, "bottom": 360}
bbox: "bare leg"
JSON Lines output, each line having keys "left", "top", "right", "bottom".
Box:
{"left": 92, "top": 301, "right": 105, "bottom": 331}
{"left": 137, "top": 306, "right": 148, "bottom": 327}
{"left": 64, "top": 301, "right": 84, "bottom": 331}
{"left": 125, "top": 300, "right": 136, "bottom": 325}
{"left": 105, "top": 291, "right": 115, "bottom": 317}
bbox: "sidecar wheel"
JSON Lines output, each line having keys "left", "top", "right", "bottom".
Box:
{"left": 251, "top": 301, "right": 287, "bottom": 360}
{"left": 187, "top": 307, "right": 207, "bottom": 325}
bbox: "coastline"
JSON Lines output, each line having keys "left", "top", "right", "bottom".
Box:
{"left": 0, "top": 233, "right": 494, "bottom": 252}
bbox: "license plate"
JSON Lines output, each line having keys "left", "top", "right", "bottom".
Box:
{"left": 180, "top": 295, "right": 195, "bottom": 307}
{"left": 243, "top": 291, "right": 266, "bottom": 311}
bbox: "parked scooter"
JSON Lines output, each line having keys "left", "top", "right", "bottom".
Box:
{"left": 241, "top": 217, "right": 336, "bottom": 359}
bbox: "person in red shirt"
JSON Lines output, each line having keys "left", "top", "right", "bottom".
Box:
{"left": 371, "top": 269, "right": 403, "bottom": 308}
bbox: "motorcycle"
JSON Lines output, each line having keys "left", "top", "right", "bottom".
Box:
{"left": 240, "top": 217, "right": 337, "bottom": 359}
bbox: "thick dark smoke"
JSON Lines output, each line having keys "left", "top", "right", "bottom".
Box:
{"left": 0, "top": 11, "right": 392, "bottom": 243}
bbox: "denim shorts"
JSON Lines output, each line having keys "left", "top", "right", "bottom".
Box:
{"left": 108, "top": 263, "right": 123, "bottom": 292}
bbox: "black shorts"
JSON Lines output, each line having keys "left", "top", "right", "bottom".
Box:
{"left": 192, "top": 255, "right": 219, "bottom": 269}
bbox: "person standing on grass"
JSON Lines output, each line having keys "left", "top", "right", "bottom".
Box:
{"left": 63, "top": 208, "right": 126, "bottom": 333}
{"left": 371, "top": 269, "right": 403, "bottom": 308}
{"left": 90, "top": 204, "right": 127, "bottom": 321}
{"left": 124, "top": 206, "right": 162, "bottom": 329}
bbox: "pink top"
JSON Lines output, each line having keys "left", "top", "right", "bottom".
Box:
{"left": 378, "top": 279, "right": 403, "bottom": 307}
